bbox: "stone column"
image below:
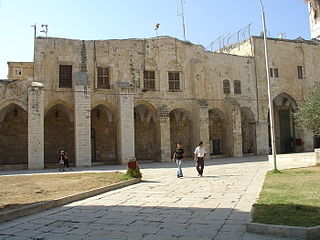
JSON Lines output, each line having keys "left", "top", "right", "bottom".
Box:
{"left": 256, "top": 120, "right": 269, "bottom": 155}
{"left": 74, "top": 73, "right": 92, "bottom": 167}
{"left": 232, "top": 105, "right": 243, "bottom": 157}
{"left": 194, "top": 99, "right": 210, "bottom": 151}
{"left": 158, "top": 104, "right": 171, "bottom": 161}
{"left": 117, "top": 82, "right": 135, "bottom": 164}
{"left": 226, "top": 98, "right": 243, "bottom": 157}
{"left": 74, "top": 41, "right": 91, "bottom": 167}
{"left": 28, "top": 82, "right": 44, "bottom": 169}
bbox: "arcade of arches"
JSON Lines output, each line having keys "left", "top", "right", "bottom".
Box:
{"left": 0, "top": 95, "right": 315, "bottom": 168}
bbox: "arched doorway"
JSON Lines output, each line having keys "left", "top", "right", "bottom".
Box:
{"left": 44, "top": 104, "right": 74, "bottom": 166}
{"left": 169, "top": 108, "right": 193, "bottom": 157}
{"left": 91, "top": 105, "right": 117, "bottom": 164}
{"left": 272, "top": 93, "right": 297, "bottom": 153}
{"left": 208, "top": 108, "right": 226, "bottom": 155}
{"left": 0, "top": 104, "right": 28, "bottom": 165}
{"left": 134, "top": 104, "right": 158, "bottom": 162}
{"left": 241, "top": 107, "right": 257, "bottom": 154}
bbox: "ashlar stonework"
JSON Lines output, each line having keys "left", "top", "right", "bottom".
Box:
{"left": 0, "top": 34, "right": 319, "bottom": 169}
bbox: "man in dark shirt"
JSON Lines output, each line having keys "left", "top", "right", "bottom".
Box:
{"left": 172, "top": 143, "right": 184, "bottom": 178}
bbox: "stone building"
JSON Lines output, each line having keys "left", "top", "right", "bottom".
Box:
{"left": 0, "top": 34, "right": 319, "bottom": 170}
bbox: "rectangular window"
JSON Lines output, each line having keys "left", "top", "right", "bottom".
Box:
{"left": 269, "top": 68, "right": 273, "bottom": 78}
{"left": 297, "top": 66, "right": 304, "bottom": 79}
{"left": 168, "top": 71, "right": 180, "bottom": 91}
{"left": 59, "top": 65, "right": 72, "bottom": 88}
{"left": 143, "top": 70, "right": 155, "bottom": 90}
{"left": 223, "top": 80, "right": 230, "bottom": 94}
{"left": 274, "top": 68, "right": 279, "bottom": 78}
{"left": 14, "top": 69, "right": 22, "bottom": 76}
{"left": 234, "top": 80, "right": 241, "bottom": 94}
{"left": 97, "top": 67, "right": 110, "bottom": 89}
{"left": 270, "top": 68, "right": 279, "bottom": 78}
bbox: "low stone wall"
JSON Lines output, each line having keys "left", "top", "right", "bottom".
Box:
{"left": 268, "top": 150, "right": 319, "bottom": 170}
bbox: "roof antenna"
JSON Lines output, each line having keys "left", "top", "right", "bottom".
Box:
{"left": 177, "top": 0, "right": 186, "bottom": 41}
{"left": 40, "top": 24, "right": 48, "bottom": 37}
{"left": 154, "top": 23, "right": 160, "bottom": 37}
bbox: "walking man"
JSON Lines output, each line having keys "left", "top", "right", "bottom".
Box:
{"left": 194, "top": 142, "right": 206, "bottom": 177}
{"left": 172, "top": 142, "right": 184, "bottom": 178}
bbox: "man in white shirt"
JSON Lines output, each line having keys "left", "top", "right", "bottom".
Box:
{"left": 194, "top": 141, "right": 206, "bottom": 177}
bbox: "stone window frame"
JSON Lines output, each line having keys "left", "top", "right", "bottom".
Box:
{"left": 223, "top": 79, "right": 231, "bottom": 94}
{"left": 168, "top": 71, "right": 182, "bottom": 92}
{"left": 143, "top": 70, "right": 156, "bottom": 91}
{"left": 234, "top": 80, "right": 241, "bottom": 94}
{"left": 270, "top": 68, "right": 279, "bottom": 78}
{"left": 97, "top": 66, "right": 111, "bottom": 89}
{"left": 58, "top": 64, "right": 73, "bottom": 88}
{"left": 297, "top": 65, "right": 305, "bottom": 79}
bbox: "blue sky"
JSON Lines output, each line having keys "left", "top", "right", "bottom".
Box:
{"left": 0, "top": 0, "right": 310, "bottom": 78}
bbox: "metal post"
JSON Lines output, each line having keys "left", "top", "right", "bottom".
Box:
{"left": 259, "top": 0, "right": 277, "bottom": 170}
{"left": 31, "top": 24, "right": 36, "bottom": 82}
{"left": 180, "top": 0, "right": 186, "bottom": 41}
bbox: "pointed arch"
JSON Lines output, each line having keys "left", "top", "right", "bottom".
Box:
{"left": 241, "top": 107, "right": 256, "bottom": 154}
{"left": 134, "top": 103, "right": 159, "bottom": 161}
{"left": 0, "top": 99, "right": 27, "bottom": 121}
{"left": 272, "top": 92, "right": 298, "bottom": 153}
{"left": 169, "top": 108, "right": 193, "bottom": 157}
{"left": 0, "top": 103, "right": 28, "bottom": 165}
{"left": 91, "top": 104, "right": 117, "bottom": 163}
{"left": 44, "top": 104, "right": 75, "bottom": 165}
{"left": 208, "top": 108, "right": 227, "bottom": 155}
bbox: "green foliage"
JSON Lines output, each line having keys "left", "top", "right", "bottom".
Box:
{"left": 304, "top": 0, "right": 320, "bottom": 12}
{"left": 126, "top": 168, "right": 142, "bottom": 178}
{"left": 294, "top": 81, "right": 320, "bottom": 135}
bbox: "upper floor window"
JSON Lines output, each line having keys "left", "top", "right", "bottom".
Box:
{"left": 143, "top": 70, "right": 155, "bottom": 90}
{"left": 234, "top": 80, "right": 241, "bottom": 94}
{"left": 270, "top": 68, "right": 279, "bottom": 78}
{"left": 59, "top": 65, "right": 72, "bottom": 88}
{"left": 168, "top": 71, "right": 180, "bottom": 92}
{"left": 14, "top": 69, "right": 22, "bottom": 76}
{"left": 297, "top": 66, "right": 304, "bottom": 79}
{"left": 223, "top": 79, "right": 230, "bottom": 94}
{"left": 97, "top": 67, "right": 110, "bottom": 89}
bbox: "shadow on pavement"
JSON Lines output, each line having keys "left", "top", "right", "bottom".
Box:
{"left": 0, "top": 204, "right": 252, "bottom": 240}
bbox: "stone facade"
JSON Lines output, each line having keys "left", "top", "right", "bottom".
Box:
{"left": 0, "top": 34, "right": 319, "bottom": 169}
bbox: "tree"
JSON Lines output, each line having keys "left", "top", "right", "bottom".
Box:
{"left": 294, "top": 82, "right": 320, "bottom": 135}
{"left": 304, "top": 0, "right": 320, "bottom": 13}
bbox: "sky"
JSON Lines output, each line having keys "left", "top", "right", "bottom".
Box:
{"left": 0, "top": 0, "right": 311, "bottom": 79}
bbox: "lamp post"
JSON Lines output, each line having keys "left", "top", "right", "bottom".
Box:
{"left": 258, "top": 0, "right": 277, "bottom": 170}
{"left": 31, "top": 24, "right": 36, "bottom": 82}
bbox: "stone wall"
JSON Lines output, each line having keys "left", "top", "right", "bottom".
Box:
{"left": 1, "top": 35, "right": 320, "bottom": 168}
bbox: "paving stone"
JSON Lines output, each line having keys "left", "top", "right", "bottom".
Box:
{"left": 0, "top": 157, "right": 272, "bottom": 240}
{"left": 214, "top": 231, "right": 245, "bottom": 240}
{"left": 50, "top": 226, "right": 74, "bottom": 234}
{"left": 0, "top": 227, "right": 23, "bottom": 235}
{"left": 143, "top": 234, "right": 178, "bottom": 240}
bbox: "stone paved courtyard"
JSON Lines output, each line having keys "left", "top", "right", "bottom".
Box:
{"left": 0, "top": 156, "right": 296, "bottom": 240}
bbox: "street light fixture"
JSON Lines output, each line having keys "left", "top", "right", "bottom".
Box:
{"left": 258, "top": 0, "right": 278, "bottom": 170}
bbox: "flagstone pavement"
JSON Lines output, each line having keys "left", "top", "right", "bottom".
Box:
{"left": 0, "top": 156, "right": 297, "bottom": 240}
